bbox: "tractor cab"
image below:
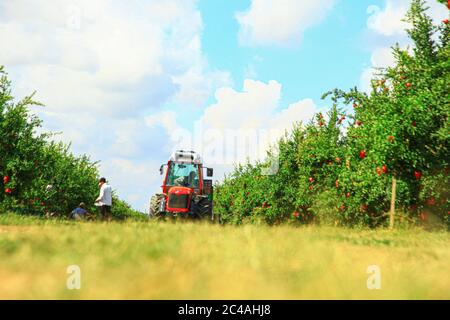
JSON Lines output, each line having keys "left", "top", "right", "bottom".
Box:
{"left": 161, "top": 150, "right": 204, "bottom": 194}
{"left": 166, "top": 162, "right": 200, "bottom": 188}
{"left": 150, "top": 150, "right": 213, "bottom": 219}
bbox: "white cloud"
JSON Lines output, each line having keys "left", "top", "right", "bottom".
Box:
{"left": 145, "top": 110, "right": 179, "bottom": 133}
{"left": 0, "top": 0, "right": 228, "bottom": 115}
{"left": 271, "top": 98, "right": 317, "bottom": 133}
{"left": 201, "top": 80, "right": 316, "bottom": 134}
{"left": 202, "top": 80, "right": 282, "bottom": 130}
{"left": 171, "top": 65, "right": 232, "bottom": 108}
{"left": 243, "top": 55, "right": 264, "bottom": 81}
{"left": 366, "top": 2, "right": 410, "bottom": 37}
{"left": 236, "top": 0, "right": 335, "bottom": 47}
{"left": 361, "top": 0, "right": 448, "bottom": 92}
{"left": 0, "top": 0, "right": 232, "bottom": 211}
{"left": 150, "top": 80, "right": 319, "bottom": 169}
{"left": 367, "top": 0, "right": 448, "bottom": 37}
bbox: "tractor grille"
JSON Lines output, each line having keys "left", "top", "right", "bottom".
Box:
{"left": 168, "top": 193, "right": 190, "bottom": 209}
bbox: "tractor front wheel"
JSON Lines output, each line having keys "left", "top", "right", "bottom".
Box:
{"left": 149, "top": 194, "right": 165, "bottom": 219}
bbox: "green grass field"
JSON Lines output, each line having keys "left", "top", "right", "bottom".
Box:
{"left": 0, "top": 213, "right": 449, "bottom": 300}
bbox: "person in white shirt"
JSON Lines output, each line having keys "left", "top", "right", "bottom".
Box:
{"left": 95, "top": 177, "right": 112, "bottom": 221}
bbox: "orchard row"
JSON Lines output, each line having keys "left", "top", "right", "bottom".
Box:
{"left": 214, "top": 0, "right": 449, "bottom": 228}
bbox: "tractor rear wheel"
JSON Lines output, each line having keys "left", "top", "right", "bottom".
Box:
{"left": 149, "top": 194, "right": 165, "bottom": 218}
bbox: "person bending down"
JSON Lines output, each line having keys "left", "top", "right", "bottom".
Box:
{"left": 69, "top": 202, "right": 89, "bottom": 220}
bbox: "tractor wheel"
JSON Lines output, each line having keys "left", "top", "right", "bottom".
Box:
{"left": 193, "top": 198, "right": 213, "bottom": 221}
{"left": 149, "top": 194, "right": 165, "bottom": 219}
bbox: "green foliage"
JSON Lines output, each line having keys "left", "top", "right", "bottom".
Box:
{"left": 111, "top": 196, "right": 147, "bottom": 221}
{"left": 214, "top": 0, "right": 449, "bottom": 228}
{"left": 0, "top": 66, "right": 140, "bottom": 219}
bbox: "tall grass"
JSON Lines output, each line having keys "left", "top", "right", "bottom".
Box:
{"left": 0, "top": 214, "right": 449, "bottom": 299}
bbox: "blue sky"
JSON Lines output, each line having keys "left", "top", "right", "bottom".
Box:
{"left": 199, "top": 0, "right": 379, "bottom": 109}
{"left": 171, "top": 0, "right": 389, "bottom": 134}
{"left": 1, "top": 0, "right": 448, "bottom": 211}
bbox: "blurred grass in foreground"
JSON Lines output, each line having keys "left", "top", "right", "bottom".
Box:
{"left": 0, "top": 213, "right": 449, "bottom": 299}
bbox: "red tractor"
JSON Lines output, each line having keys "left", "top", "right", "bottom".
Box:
{"left": 149, "top": 150, "right": 214, "bottom": 219}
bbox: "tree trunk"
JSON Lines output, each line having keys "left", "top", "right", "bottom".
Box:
{"left": 389, "top": 176, "right": 397, "bottom": 230}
